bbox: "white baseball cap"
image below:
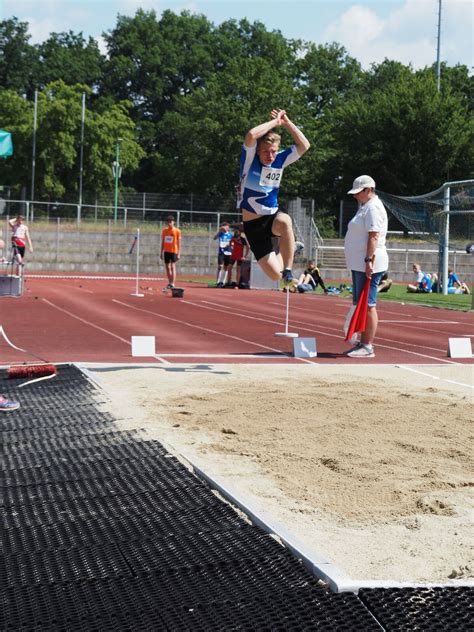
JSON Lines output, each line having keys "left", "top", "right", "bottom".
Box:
{"left": 347, "top": 175, "right": 376, "bottom": 194}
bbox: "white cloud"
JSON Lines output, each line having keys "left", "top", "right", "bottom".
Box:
{"left": 95, "top": 34, "right": 108, "bottom": 56}
{"left": 11, "top": 0, "right": 99, "bottom": 42}
{"left": 23, "top": 16, "right": 62, "bottom": 43}
{"left": 322, "top": 0, "right": 473, "bottom": 70}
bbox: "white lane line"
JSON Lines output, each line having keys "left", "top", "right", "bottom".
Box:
{"left": 41, "top": 298, "right": 170, "bottom": 364}
{"left": 380, "top": 320, "right": 460, "bottom": 324}
{"left": 189, "top": 299, "right": 459, "bottom": 364}
{"left": 396, "top": 365, "right": 474, "bottom": 390}
{"left": 42, "top": 298, "right": 132, "bottom": 345}
{"left": 112, "top": 299, "right": 314, "bottom": 362}
{"left": 153, "top": 353, "right": 292, "bottom": 359}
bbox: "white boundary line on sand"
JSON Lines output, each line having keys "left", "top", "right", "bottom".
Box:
{"left": 396, "top": 365, "right": 474, "bottom": 390}
{"left": 77, "top": 362, "right": 473, "bottom": 593}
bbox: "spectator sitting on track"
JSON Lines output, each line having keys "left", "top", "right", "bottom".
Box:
{"left": 227, "top": 227, "right": 249, "bottom": 288}
{"left": 377, "top": 272, "right": 393, "bottom": 293}
{"left": 447, "top": 269, "right": 470, "bottom": 294}
{"left": 214, "top": 222, "right": 233, "bottom": 287}
{"left": 296, "top": 260, "right": 328, "bottom": 294}
{"left": 407, "top": 263, "right": 432, "bottom": 293}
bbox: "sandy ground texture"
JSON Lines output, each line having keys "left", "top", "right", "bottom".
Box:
{"left": 90, "top": 363, "right": 474, "bottom": 585}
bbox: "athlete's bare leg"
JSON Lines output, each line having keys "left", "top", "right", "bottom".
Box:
{"left": 271, "top": 212, "right": 295, "bottom": 270}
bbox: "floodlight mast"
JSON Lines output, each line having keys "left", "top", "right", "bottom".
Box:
{"left": 436, "top": 0, "right": 442, "bottom": 92}
{"left": 78, "top": 92, "right": 86, "bottom": 218}
{"left": 30, "top": 89, "right": 38, "bottom": 222}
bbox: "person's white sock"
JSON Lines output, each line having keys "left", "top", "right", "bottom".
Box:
{"left": 217, "top": 270, "right": 226, "bottom": 284}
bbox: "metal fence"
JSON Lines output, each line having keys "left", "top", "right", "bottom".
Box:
{"left": 1, "top": 195, "right": 320, "bottom": 244}
{"left": 1, "top": 198, "right": 245, "bottom": 228}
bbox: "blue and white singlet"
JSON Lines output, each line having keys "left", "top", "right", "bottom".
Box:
{"left": 218, "top": 231, "right": 233, "bottom": 256}
{"left": 237, "top": 143, "right": 301, "bottom": 215}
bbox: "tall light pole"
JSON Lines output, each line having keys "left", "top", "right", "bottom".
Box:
{"left": 30, "top": 89, "right": 38, "bottom": 221}
{"left": 112, "top": 138, "right": 122, "bottom": 223}
{"left": 78, "top": 92, "right": 86, "bottom": 213}
{"left": 436, "top": 0, "right": 442, "bottom": 92}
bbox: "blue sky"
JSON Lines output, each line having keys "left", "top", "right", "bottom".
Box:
{"left": 2, "top": 0, "right": 473, "bottom": 70}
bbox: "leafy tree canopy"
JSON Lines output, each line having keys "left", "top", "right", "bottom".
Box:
{"left": 0, "top": 10, "right": 472, "bottom": 210}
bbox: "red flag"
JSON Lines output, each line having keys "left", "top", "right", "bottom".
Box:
{"left": 345, "top": 276, "right": 370, "bottom": 342}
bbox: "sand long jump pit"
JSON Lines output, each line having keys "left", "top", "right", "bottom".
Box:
{"left": 91, "top": 363, "right": 473, "bottom": 588}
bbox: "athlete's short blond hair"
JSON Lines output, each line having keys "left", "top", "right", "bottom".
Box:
{"left": 257, "top": 132, "right": 281, "bottom": 147}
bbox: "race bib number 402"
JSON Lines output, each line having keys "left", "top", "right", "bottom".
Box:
{"left": 259, "top": 167, "right": 283, "bottom": 188}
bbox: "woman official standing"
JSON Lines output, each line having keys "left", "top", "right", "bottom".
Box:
{"left": 344, "top": 175, "right": 388, "bottom": 358}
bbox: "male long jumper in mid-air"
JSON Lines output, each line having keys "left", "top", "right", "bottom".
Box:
{"left": 237, "top": 108, "right": 310, "bottom": 286}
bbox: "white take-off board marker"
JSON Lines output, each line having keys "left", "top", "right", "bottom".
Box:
{"left": 447, "top": 338, "right": 472, "bottom": 358}
{"left": 131, "top": 336, "right": 156, "bottom": 357}
{"left": 293, "top": 337, "right": 317, "bottom": 358}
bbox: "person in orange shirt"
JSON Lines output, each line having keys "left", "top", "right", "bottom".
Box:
{"left": 160, "top": 215, "right": 182, "bottom": 289}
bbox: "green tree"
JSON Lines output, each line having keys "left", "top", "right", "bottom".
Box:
{"left": 424, "top": 63, "right": 474, "bottom": 112}
{"left": 325, "top": 61, "right": 473, "bottom": 198}
{"left": 214, "top": 17, "right": 299, "bottom": 72}
{"left": 37, "top": 31, "right": 104, "bottom": 91}
{"left": 142, "top": 17, "right": 304, "bottom": 195}
{"left": 0, "top": 82, "right": 145, "bottom": 199}
{"left": 296, "top": 42, "right": 363, "bottom": 117}
{"left": 0, "top": 89, "right": 33, "bottom": 191}
{"left": 0, "top": 17, "right": 38, "bottom": 96}
{"left": 102, "top": 9, "right": 215, "bottom": 122}
{"left": 152, "top": 59, "right": 299, "bottom": 195}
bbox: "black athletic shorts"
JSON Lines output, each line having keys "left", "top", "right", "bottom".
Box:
{"left": 243, "top": 213, "right": 281, "bottom": 261}
{"left": 163, "top": 252, "right": 178, "bottom": 263}
{"left": 218, "top": 253, "right": 232, "bottom": 266}
{"left": 12, "top": 244, "right": 25, "bottom": 258}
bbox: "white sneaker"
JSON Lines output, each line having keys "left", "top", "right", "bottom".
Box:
{"left": 347, "top": 343, "right": 375, "bottom": 358}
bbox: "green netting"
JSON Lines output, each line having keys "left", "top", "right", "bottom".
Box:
{"left": 378, "top": 180, "right": 474, "bottom": 246}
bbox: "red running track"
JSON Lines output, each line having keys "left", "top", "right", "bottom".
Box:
{"left": 0, "top": 276, "right": 472, "bottom": 365}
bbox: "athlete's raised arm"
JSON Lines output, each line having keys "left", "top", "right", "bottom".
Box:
{"left": 274, "top": 109, "right": 310, "bottom": 157}
{"left": 244, "top": 110, "right": 286, "bottom": 147}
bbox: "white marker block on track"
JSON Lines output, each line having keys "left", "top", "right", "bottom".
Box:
{"left": 131, "top": 336, "right": 156, "bottom": 357}
{"left": 447, "top": 337, "right": 472, "bottom": 358}
{"left": 293, "top": 337, "right": 317, "bottom": 358}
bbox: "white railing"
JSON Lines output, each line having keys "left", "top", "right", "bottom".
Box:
{"left": 318, "top": 245, "right": 471, "bottom": 274}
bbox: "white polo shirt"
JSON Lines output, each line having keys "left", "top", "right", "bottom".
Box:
{"left": 344, "top": 195, "right": 388, "bottom": 273}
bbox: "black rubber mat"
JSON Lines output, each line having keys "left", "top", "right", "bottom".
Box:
{"left": 1, "top": 438, "right": 170, "bottom": 471}
{"left": 359, "top": 587, "right": 474, "bottom": 631}
{"left": 1, "top": 364, "right": 471, "bottom": 631}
